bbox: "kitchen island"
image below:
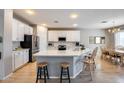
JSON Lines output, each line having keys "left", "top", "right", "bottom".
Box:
{"left": 34, "top": 49, "right": 90, "bottom": 78}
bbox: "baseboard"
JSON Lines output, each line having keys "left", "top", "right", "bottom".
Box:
{"left": 49, "top": 76, "right": 74, "bottom": 79}
{"left": 3, "top": 73, "right": 13, "bottom": 80}
{"left": 73, "top": 68, "right": 83, "bottom": 78}
{"left": 49, "top": 69, "right": 83, "bottom": 79}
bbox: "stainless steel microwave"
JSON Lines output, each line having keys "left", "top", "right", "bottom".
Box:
{"left": 58, "top": 37, "right": 66, "bottom": 41}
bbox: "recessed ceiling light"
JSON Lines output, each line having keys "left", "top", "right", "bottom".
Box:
{"left": 73, "top": 24, "right": 78, "bottom": 27}
{"left": 70, "top": 13, "right": 78, "bottom": 19}
{"left": 41, "top": 24, "right": 47, "bottom": 27}
{"left": 26, "top": 10, "right": 35, "bottom": 15}
{"left": 101, "top": 21, "right": 107, "bottom": 23}
{"left": 54, "top": 20, "right": 59, "bottom": 23}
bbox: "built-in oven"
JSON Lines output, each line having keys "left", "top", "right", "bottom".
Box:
{"left": 58, "top": 45, "right": 66, "bottom": 50}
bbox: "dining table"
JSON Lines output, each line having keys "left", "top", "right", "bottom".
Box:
{"left": 114, "top": 49, "right": 124, "bottom": 66}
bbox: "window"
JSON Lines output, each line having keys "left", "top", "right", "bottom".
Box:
{"left": 89, "top": 36, "right": 105, "bottom": 44}
{"left": 95, "top": 37, "right": 101, "bottom": 44}
{"left": 115, "top": 31, "right": 124, "bottom": 47}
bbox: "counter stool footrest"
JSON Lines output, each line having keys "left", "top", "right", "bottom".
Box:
{"left": 60, "top": 63, "right": 71, "bottom": 83}
{"left": 36, "top": 62, "right": 49, "bottom": 83}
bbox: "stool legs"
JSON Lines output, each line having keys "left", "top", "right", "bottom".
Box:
{"left": 45, "top": 66, "right": 49, "bottom": 79}
{"left": 60, "top": 67, "right": 70, "bottom": 83}
{"left": 60, "top": 67, "right": 63, "bottom": 83}
{"left": 43, "top": 67, "right": 46, "bottom": 83}
{"left": 36, "top": 68, "right": 40, "bottom": 83}
{"left": 40, "top": 68, "right": 42, "bottom": 79}
{"left": 36, "top": 66, "right": 49, "bottom": 83}
{"left": 67, "top": 67, "right": 70, "bottom": 83}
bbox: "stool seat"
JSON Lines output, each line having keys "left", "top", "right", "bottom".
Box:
{"left": 38, "top": 62, "right": 48, "bottom": 68}
{"left": 61, "top": 62, "right": 69, "bottom": 68}
{"left": 60, "top": 62, "right": 70, "bottom": 83}
{"left": 36, "top": 61, "right": 49, "bottom": 83}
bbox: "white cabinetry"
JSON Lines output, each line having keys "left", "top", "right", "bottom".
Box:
{"left": 18, "top": 21, "right": 24, "bottom": 41}
{"left": 23, "top": 49, "right": 29, "bottom": 64}
{"left": 14, "top": 51, "right": 24, "bottom": 69}
{"left": 67, "top": 31, "right": 80, "bottom": 42}
{"left": 48, "top": 31, "right": 58, "bottom": 42}
{"left": 24, "top": 24, "right": 33, "bottom": 35}
{"left": 12, "top": 19, "right": 24, "bottom": 41}
{"left": 12, "top": 19, "right": 18, "bottom": 41}
{"left": 12, "top": 18, "right": 33, "bottom": 41}
{"left": 48, "top": 31, "right": 67, "bottom": 42}
{"left": 57, "top": 31, "right": 67, "bottom": 37}
{"left": 48, "top": 30, "right": 80, "bottom": 42}
{"left": 12, "top": 49, "right": 29, "bottom": 71}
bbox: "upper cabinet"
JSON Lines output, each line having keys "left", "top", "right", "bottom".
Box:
{"left": 24, "top": 24, "right": 33, "bottom": 35}
{"left": 66, "top": 31, "right": 80, "bottom": 42}
{"left": 12, "top": 18, "right": 33, "bottom": 41}
{"left": 48, "top": 30, "right": 80, "bottom": 42}
{"left": 18, "top": 21, "right": 25, "bottom": 41}
{"left": 12, "top": 19, "right": 18, "bottom": 41}
{"left": 57, "top": 31, "right": 67, "bottom": 37}
{"left": 48, "top": 31, "right": 58, "bottom": 42}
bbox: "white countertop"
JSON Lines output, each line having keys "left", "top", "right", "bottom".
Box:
{"left": 13, "top": 48, "right": 29, "bottom": 52}
{"left": 33, "top": 49, "right": 90, "bottom": 57}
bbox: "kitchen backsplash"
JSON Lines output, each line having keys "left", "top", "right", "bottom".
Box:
{"left": 12, "top": 42, "right": 21, "bottom": 50}
{"left": 47, "top": 42, "right": 79, "bottom": 50}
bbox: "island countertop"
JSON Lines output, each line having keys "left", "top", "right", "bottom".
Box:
{"left": 34, "top": 48, "right": 91, "bottom": 78}
{"left": 33, "top": 49, "right": 90, "bottom": 57}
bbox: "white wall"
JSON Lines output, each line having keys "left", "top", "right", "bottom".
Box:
{"left": 3, "top": 10, "right": 13, "bottom": 77}
{"left": 104, "top": 29, "right": 124, "bottom": 49}
{"left": 37, "top": 26, "right": 48, "bottom": 51}
{"left": 0, "top": 10, "right": 13, "bottom": 79}
{"left": 104, "top": 30, "right": 115, "bottom": 48}
{"left": 0, "top": 10, "right": 4, "bottom": 79}
{"left": 80, "top": 29, "right": 108, "bottom": 49}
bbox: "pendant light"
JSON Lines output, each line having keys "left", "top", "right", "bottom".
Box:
{"left": 108, "top": 20, "right": 120, "bottom": 33}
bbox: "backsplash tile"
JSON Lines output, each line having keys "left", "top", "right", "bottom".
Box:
{"left": 47, "top": 42, "right": 78, "bottom": 50}
{"left": 12, "top": 42, "right": 21, "bottom": 50}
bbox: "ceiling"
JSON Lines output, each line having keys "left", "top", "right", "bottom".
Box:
{"left": 14, "top": 9, "right": 124, "bottom": 29}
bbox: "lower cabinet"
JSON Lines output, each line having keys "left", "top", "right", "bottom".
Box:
{"left": 23, "top": 49, "right": 29, "bottom": 64}
{"left": 12, "top": 49, "right": 29, "bottom": 71}
{"left": 14, "top": 51, "right": 24, "bottom": 69}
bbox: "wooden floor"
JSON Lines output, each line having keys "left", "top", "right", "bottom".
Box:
{"left": 1, "top": 56, "right": 124, "bottom": 83}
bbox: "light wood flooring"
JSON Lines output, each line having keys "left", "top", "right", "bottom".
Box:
{"left": 1, "top": 56, "right": 124, "bottom": 83}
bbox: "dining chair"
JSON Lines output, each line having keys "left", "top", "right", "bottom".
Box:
{"left": 109, "top": 50, "right": 121, "bottom": 65}
{"left": 82, "top": 47, "right": 98, "bottom": 80}
{"left": 100, "top": 47, "right": 110, "bottom": 60}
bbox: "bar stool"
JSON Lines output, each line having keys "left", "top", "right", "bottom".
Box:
{"left": 60, "top": 62, "right": 70, "bottom": 83}
{"left": 36, "top": 62, "right": 49, "bottom": 83}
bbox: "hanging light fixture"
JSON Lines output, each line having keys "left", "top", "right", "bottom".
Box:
{"left": 107, "top": 20, "right": 120, "bottom": 33}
